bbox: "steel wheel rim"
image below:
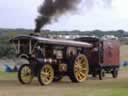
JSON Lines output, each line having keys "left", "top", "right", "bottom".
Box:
{"left": 40, "top": 64, "right": 54, "bottom": 85}
{"left": 21, "top": 66, "right": 33, "bottom": 83}
{"left": 74, "top": 55, "right": 88, "bottom": 82}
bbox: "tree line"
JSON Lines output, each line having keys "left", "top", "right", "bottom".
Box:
{"left": 0, "top": 28, "right": 127, "bottom": 58}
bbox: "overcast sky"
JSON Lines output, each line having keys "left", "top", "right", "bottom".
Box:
{"left": 0, "top": 0, "right": 128, "bottom": 31}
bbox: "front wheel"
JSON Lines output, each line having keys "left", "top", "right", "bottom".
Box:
{"left": 68, "top": 54, "right": 89, "bottom": 83}
{"left": 38, "top": 64, "right": 54, "bottom": 85}
{"left": 18, "top": 64, "right": 33, "bottom": 84}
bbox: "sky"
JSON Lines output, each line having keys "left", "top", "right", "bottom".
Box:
{"left": 0, "top": 0, "right": 128, "bottom": 31}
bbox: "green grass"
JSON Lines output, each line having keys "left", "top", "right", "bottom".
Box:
{"left": 120, "top": 45, "right": 128, "bottom": 61}
{"left": 0, "top": 72, "right": 127, "bottom": 96}
{"left": 120, "top": 66, "right": 128, "bottom": 71}
{"left": 57, "top": 77, "right": 128, "bottom": 96}
{"left": 0, "top": 71, "right": 16, "bottom": 79}
{"left": 63, "top": 88, "right": 128, "bottom": 96}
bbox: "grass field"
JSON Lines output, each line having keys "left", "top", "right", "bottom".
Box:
{"left": 0, "top": 70, "right": 128, "bottom": 96}
{"left": 0, "top": 71, "right": 128, "bottom": 96}
{"left": 0, "top": 71, "right": 16, "bottom": 79}
{"left": 120, "top": 44, "right": 128, "bottom": 61}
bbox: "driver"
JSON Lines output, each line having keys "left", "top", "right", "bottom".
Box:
{"left": 32, "top": 45, "right": 44, "bottom": 59}
{"left": 35, "top": 46, "right": 44, "bottom": 58}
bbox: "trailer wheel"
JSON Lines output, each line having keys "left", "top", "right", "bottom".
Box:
{"left": 18, "top": 64, "right": 33, "bottom": 84}
{"left": 98, "top": 69, "right": 105, "bottom": 80}
{"left": 112, "top": 68, "right": 118, "bottom": 78}
{"left": 68, "top": 54, "right": 89, "bottom": 83}
{"left": 53, "top": 75, "right": 63, "bottom": 82}
{"left": 38, "top": 64, "right": 54, "bottom": 85}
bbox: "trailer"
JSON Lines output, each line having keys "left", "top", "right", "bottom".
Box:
{"left": 10, "top": 35, "right": 92, "bottom": 85}
{"left": 75, "top": 36, "right": 120, "bottom": 80}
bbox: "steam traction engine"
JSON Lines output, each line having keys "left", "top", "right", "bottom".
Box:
{"left": 10, "top": 35, "right": 92, "bottom": 85}
{"left": 10, "top": 35, "right": 120, "bottom": 85}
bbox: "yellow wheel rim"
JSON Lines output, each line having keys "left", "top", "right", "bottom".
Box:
{"left": 21, "top": 65, "right": 33, "bottom": 84}
{"left": 74, "top": 55, "right": 89, "bottom": 82}
{"left": 40, "top": 64, "right": 54, "bottom": 85}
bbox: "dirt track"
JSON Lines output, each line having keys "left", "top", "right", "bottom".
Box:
{"left": 0, "top": 71, "right": 127, "bottom": 96}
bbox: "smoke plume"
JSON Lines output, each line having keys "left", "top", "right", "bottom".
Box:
{"left": 34, "top": 0, "right": 112, "bottom": 32}
{"left": 34, "top": 0, "right": 80, "bottom": 32}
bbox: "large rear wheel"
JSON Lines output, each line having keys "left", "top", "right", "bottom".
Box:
{"left": 38, "top": 64, "right": 54, "bottom": 85}
{"left": 18, "top": 64, "right": 33, "bottom": 84}
{"left": 68, "top": 54, "right": 89, "bottom": 83}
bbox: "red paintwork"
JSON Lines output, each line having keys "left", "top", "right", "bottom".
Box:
{"left": 103, "top": 40, "right": 120, "bottom": 65}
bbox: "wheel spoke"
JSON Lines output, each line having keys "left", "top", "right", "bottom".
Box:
{"left": 78, "top": 73, "right": 82, "bottom": 80}
{"left": 82, "top": 68, "right": 87, "bottom": 71}
{"left": 80, "top": 72, "right": 86, "bottom": 78}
